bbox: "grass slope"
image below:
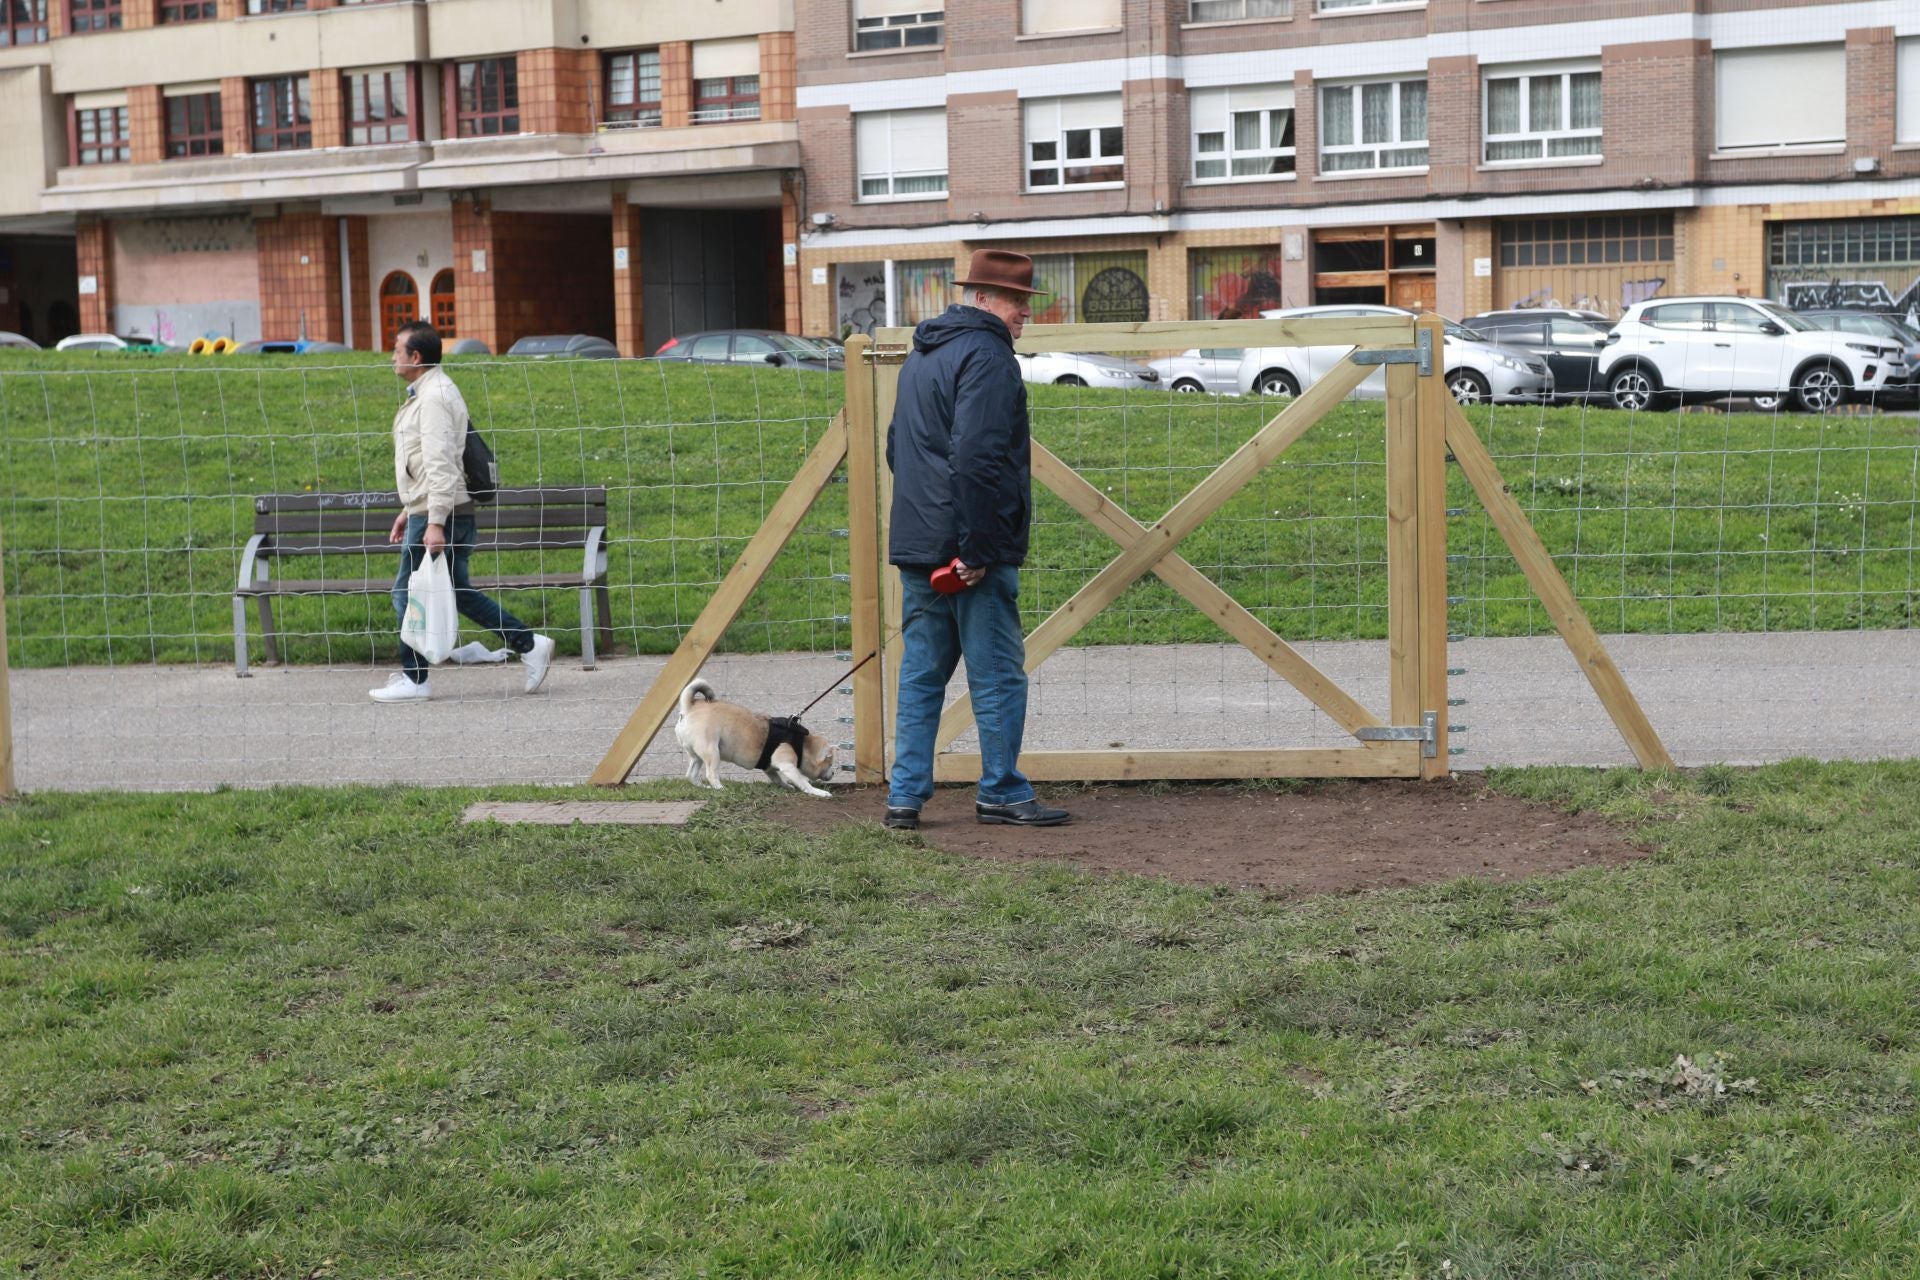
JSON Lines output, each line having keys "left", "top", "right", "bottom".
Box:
{"left": 3, "top": 763, "right": 1919, "bottom": 1277}
{"left": 3, "top": 351, "right": 1918, "bottom": 668}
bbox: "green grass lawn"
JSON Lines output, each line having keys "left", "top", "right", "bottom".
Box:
{"left": 4, "top": 762, "right": 1919, "bottom": 1277}
{"left": 3, "top": 350, "right": 1918, "bottom": 669}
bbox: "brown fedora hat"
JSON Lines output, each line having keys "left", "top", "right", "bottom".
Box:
{"left": 955, "top": 249, "right": 1047, "bottom": 296}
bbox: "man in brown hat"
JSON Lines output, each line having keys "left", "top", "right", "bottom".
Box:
{"left": 882, "top": 249, "right": 1070, "bottom": 830}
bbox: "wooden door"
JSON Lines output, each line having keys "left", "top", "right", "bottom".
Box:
{"left": 379, "top": 272, "right": 419, "bottom": 351}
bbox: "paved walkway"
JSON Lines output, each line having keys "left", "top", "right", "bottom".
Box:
{"left": 8, "top": 630, "right": 1916, "bottom": 791}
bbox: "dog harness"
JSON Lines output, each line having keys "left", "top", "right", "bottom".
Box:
{"left": 756, "top": 716, "right": 812, "bottom": 771}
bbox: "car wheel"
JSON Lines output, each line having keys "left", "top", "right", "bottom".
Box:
{"left": 1172, "top": 379, "right": 1204, "bottom": 393}
{"left": 1256, "top": 369, "right": 1300, "bottom": 397}
{"left": 1750, "top": 393, "right": 1784, "bottom": 413}
{"left": 1608, "top": 366, "right": 1661, "bottom": 412}
{"left": 1793, "top": 363, "right": 1850, "bottom": 414}
{"left": 1054, "top": 374, "right": 1086, "bottom": 387}
{"left": 1447, "top": 370, "right": 1491, "bottom": 405}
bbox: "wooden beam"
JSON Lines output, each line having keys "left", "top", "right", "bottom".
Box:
{"left": 933, "top": 744, "right": 1421, "bottom": 783}
{"left": 876, "top": 315, "right": 1416, "bottom": 355}
{"left": 936, "top": 354, "right": 1375, "bottom": 749}
{"left": 874, "top": 352, "right": 904, "bottom": 765}
{"left": 1414, "top": 315, "right": 1452, "bottom": 779}
{"left": 589, "top": 414, "right": 851, "bottom": 786}
{"left": 1031, "top": 443, "right": 1382, "bottom": 737}
{"left": 0, "top": 520, "right": 13, "bottom": 800}
{"left": 843, "top": 338, "right": 886, "bottom": 784}
{"left": 1441, "top": 397, "right": 1675, "bottom": 771}
{"left": 1384, "top": 362, "right": 1421, "bottom": 735}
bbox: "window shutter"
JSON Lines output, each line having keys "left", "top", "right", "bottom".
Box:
{"left": 1058, "top": 94, "right": 1122, "bottom": 132}
{"left": 1900, "top": 38, "right": 1920, "bottom": 143}
{"left": 857, "top": 0, "right": 940, "bottom": 14}
{"left": 891, "top": 109, "right": 947, "bottom": 170}
{"left": 164, "top": 80, "right": 222, "bottom": 98}
{"left": 1226, "top": 84, "right": 1294, "bottom": 114}
{"left": 856, "top": 112, "right": 891, "bottom": 181}
{"left": 692, "top": 37, "right": 760, "bottom": 80}
{"left": 1190, "top": 88, "right": 1228, "bottom": 135}
{"left": 1022, "top": 0, "right": 1121, "bottom": 35}
{"left": 1715, "top": 45, "right": 1844, "bottom": 150}
{"left": 74, "top": 90, "right": 130, "bottom": 110}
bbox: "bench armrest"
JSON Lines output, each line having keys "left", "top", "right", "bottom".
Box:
{"left": 234, "top": 533, "right": 268, "bottom": 593}
{"left": 580, "top": 525, "right": 609, "bottom": 585}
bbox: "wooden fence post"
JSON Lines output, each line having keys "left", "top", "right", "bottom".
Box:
{"left": 844, "top": 336, "right": 887, "bottom": 784}
{"left": 1414, "top": 315, "right": 1452, "bottom": 779}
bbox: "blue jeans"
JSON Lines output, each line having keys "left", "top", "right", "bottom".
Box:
{"left": 392, "top": 513, "right": 534, "bottom": 683}
{"left": 888, "top": 564, "right": 1034, "bottom": 811}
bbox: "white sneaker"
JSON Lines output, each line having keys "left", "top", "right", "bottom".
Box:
{"left": 369, "top": 673, "right": 432, "bottom": 703}
{"left": 522, "top": 634, "right": 555, "bottom": 693}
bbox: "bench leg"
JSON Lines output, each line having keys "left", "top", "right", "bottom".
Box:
{"left": 579, "top": 586, "right": 596, "bottom": 670}
{"left": 257, "top": 595, "right": 280, "bottom": 666}
{"left": 595, "top": 582, "right": 614, "bottom": 660}
{"left": 233, "top": 595, "right": 251, "bottom": 677}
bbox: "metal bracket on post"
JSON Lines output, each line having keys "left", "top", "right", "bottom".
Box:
{"left": 1351, "top": 327, "right": 1435, "bottom": 376}
{"left": 1355, "top": 710, "right": 1440, "bottom": 759}
{"left": 870, "top": 343, "right": 912, "bottom": 365}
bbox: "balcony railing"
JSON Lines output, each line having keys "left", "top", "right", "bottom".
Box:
{"left": 690, "top": 103, "right": 761, "bottom": 125}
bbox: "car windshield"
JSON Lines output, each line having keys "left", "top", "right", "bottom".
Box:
{"left": 772, "top": 335, "right": 838, "bottom": 358}
{"left": 512, "top": 337, "right": 573, "bottom": 354}
{"left": 1757, "top": 304, "right": 1817, "bottom": 333}
{"left": 1444, "top": 321, "right": 1486, "bottom": 342}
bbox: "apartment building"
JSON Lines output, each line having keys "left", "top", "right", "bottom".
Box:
{"left": 795, "top": 0, "right": 1920, "bottom": 338}
{"left": 0, "top": 0, "right": 802, "bottom": 355}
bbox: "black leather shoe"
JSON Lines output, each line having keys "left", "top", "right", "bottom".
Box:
{"left": 883, "top": 806, "right": 920, "bottom": 831}
{"left": 975, "top": 799, "right": 1072, "bottom": 827}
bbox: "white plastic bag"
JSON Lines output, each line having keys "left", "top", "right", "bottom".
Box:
{"left": 400, "top": 552, "right": 458, "bottom": 665}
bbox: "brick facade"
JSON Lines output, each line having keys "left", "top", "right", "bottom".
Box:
{"left": 758, "top": 32, "right": 796, "bottom": 123}
{"left": 344, "top": 214, "right": 372, "bottom": 349}
{"left": 612, "top": 191, "right": 644, "bottom": 357}
{"left": 220, "top": 77, "right": 249, "bottom": 156}
{"left": 519, "top": 48, "right": 596, "bottom": 135}
{"left": 256, "top": 210, "right": 343, "bottom": 343}
{"left": 451, "top": 198, "right": 500, "bottom": 353}
{"left": 660, "top": 42, "right": 693, "bottom": 129}
{"left": 127, "top": 85, "right": 164, "bottom": 166}
{"left": 76, "top": 217, "right": 112, "bottom": 334}
{"left": 309, "top": 71, "right": 346, "bottom": 151}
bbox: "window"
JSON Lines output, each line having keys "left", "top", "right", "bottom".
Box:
{"left": 1190, "top": 246, "right": 1284, "bottom": 319}
{"left": 3, "top": 0, "right": 49, "bottom": 46}
{"left": 1898, "top": 38, "right": 1919, "bottom": 143}
{"left": 1711, "top": 303, "right": 1772, "bottom": 335}
{"left": 380, "top": 272, "right": 418, "bottom": 351}
{"left": 73, "top": 103, "right": 129, "bottom": 165}
{"left": 1715, "top": 45, "right": 1844, "bottom": 152}
{"left": 346, "top": 68, "right": 411, "bottom": 145}
{"left": 1191, "top": 85, "right": 1295, "bottom": 181}
{"left": 165, "top": 91, "right": 224, "bottom": 158}
{"left": 855, "top": 0, "right": 943, "bottom": 50}
{"left": 247, "top": 0, "right": 307, "bottom": 11}
{"left": 68, "top": 0, "right": 119, "bottom": 33}
{"left": 455, "top": 58, "right": 519, "bottom": 136}
{"left": 251, "top": 76, "right": 312, "bottom": 151}
{"left": 1317, "top": 0, "right": 1422, "bottom": 9}
{"left": 604, "top": 49, "right": 661, "bottom": 127}
{"left": 1189, "top": 0, "right": 1290, "bottom": 19}
{"left": 857, "top": 109, "right": 947, "bottom": 200}
{"left": 1025, "top": 95, "right": 1124, "bottom": 189}
{"left": 694, "top": 76, "right": 760, "bottom": 123}
{"left": 1022, "top": 0, "right": 1120, "bottom": 35}
{"left": 1026, "top": 251, "right": 1150, "bottom": 324}
{"left": 158, "top": 0, "right": 216, "bottom": 20}
{"left": 430, "top": 270, "right": 455, "bottom": 335}
{"left": 1643, "top": 302, "right": 1708, "bottom": 331}
{"left": 1318, "top": 78, "right": 1426, "bottom": 173}
{"left": 1499, "top": 214, "right": 1673, "bottom": 268}
{"left": 1483, "top": 64, "right": 1600, "bottom": 163}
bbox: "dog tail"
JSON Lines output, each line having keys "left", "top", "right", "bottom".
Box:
{"left": 678, "top": 678, "right": 716, "bottom": 718}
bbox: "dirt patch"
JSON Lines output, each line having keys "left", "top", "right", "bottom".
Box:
{"left": 769, "top": 778, "right": 1647, "bottom": 897}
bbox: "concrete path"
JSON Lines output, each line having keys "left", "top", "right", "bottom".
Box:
{"left": 7, "top": 630, "right": 1915, "bottom": 791}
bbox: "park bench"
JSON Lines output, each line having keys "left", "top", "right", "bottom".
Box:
{"left": 232, "top": 486, "right": 612, "bottom": 677}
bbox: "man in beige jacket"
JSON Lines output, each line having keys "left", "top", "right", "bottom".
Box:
{"left": 371, "top": 321, "right": 554, "bottom": 702}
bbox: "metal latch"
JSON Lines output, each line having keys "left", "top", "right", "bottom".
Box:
{"left": 870, "top": 343, "right": 912, "bottom": 364}
{"left": 1350, "top": 327, "right": 1435, "bottom": 376}
{"left": 1355, "top": 710, "right": 1439, "bottom": 758}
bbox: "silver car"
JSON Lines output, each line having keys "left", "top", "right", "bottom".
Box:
{"left": 1016, "top": 351, "right": 1161, "bottom": 388}
{"left": 1234, "top": 305, "right": 1553, "bottom": 405}
{"left": 1147, "top": 348, "right": 1244, "bottom": 394}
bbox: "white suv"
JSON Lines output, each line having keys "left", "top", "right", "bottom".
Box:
{"left": 1599, "top": 297, "right": 1904, "bottom": 413}
{"left": 1233, "top": 305, "right": 1553, "bottom": 405}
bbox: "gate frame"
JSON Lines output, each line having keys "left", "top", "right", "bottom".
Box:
{"left": 590, "top": 314, "right": 1672, "bottom": 787}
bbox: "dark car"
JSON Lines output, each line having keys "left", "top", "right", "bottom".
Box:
{"left": 1799, "top": 310, "right": 1920, "bottom": 401}
{"left": 654, "top": 330, "right": 844, "bottom": 371}
{"left": 507, "top": 334, "right": 620, "bottom": 360}
{"left": 1461, "top": 311, "right": 1613, "bottom": 403}
{"left": 230, "top": 339, "right": 354, "bottom": 355}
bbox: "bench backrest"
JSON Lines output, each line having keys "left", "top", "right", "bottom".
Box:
{"left": 252, "top": 487, "right": 608, "bottom": 556}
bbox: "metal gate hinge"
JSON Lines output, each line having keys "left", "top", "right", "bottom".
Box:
{"left": 1355, "top": 710, "right": 1439, "bottom": 758}
{"left": 1350, "top": 327, "right": 1435, "bottom": 376}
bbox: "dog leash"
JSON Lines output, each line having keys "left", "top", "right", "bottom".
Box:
{"left": 787, "top": 598, "right": 944, "bottom": 722}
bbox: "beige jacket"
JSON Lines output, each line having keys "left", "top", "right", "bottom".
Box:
{"left": 392, "top": 365, "right": 469, "bottom": 525}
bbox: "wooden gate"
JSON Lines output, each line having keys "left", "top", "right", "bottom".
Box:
{"left": 590, "top": 313, "right": 1670, "bottom": 787}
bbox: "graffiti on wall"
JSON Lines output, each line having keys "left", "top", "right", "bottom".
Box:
{"left": 1508, "top": 278, "right": 1667, "bottom": 319}
{"left": 1774, "top": 272, "right": 1920, "bottom": 321}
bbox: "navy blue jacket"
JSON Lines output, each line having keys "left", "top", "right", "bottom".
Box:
{"left": 886, "top": 305, "right": 1031, "bottom": 568}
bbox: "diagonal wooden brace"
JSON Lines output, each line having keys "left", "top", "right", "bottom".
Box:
{"left": 935, "top": 356, "right": 1376, "bottom": 749}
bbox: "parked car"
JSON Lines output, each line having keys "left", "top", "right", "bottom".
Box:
{"left": 508, "top": 334, "right": 620, "bottom": 360}
{"left": 1798, "top": 310, "right": 1920, "bottom": 403}
{"left": 654, "top": 330, "right": 843, "bottom": 371}
{"left": 1598, "top": 297, "right": 1904, "bottom": 413}
{"left": 1462, "top": 307, "right": 1610, "bottom": 331}
{"left": 1233, "top": 305, "right": 1553, "bottom": 405}
{"left": 54, "top": 332, "right": 170, "bottom": 353}
{"left": 0, "top": 331, "right": 40, "bottom": 350}
{"left": 1147, "top": 348, "right": 1244, "bottom": 394}
{"left": 1016, "top": 351, "right": 1161, "bottom": 389}
{"left": 446, "top": 337, "right": 493, "bottom": 356}
{"left": 1461, "top": 312, "right": 1613, "bottom": 403}
{"left": 229, "top": 339, "right": 353, "bottom": 355}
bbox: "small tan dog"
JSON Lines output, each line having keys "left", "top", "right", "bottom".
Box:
{"left": 674, "top": 679, "right": 836, "bottom": 798}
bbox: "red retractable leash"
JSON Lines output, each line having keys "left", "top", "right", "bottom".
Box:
{"left": 787, "top": 558, "right": 974, "bottom": 722}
